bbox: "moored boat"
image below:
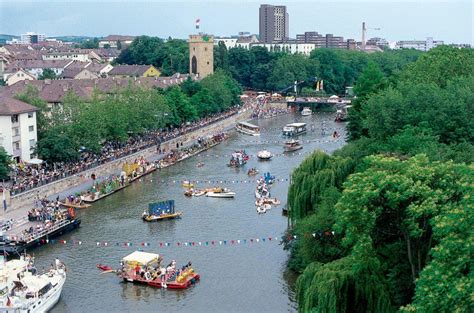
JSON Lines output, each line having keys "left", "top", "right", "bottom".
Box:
{"left": 283, "top": 139, "right": 303, "bottom": 152}
{"left": 247, "top": 168, "right": 259, "bottom": 176}
{"left": 301, "top": 107, "right": 312, "bottom": 116}
{"left": 142, "top": 200, "right": 182, "bottom": 222}
{"left": 236, "top": 121, "right": 260, "bottom": 136}
{"left": 60, "top": 199, "right": 91, "bottom": 209}
{"left": 105, "top": 251, "right": 200, "bottom": 289}
{"left": 0, "top": 255, "right": 66, "bottom": 312}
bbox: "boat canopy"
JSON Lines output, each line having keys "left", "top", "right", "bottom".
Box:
{"left": 21, "top": 275, "right": 51, "bottom": 294}
{"left": 122, "top": 251, "right": 160, "bottom": 266}
{"left": 237, "top": 121, "right": 259, "bottom": 129}
{"left": 148, "top": 200, "right": 175, "bottom": 215}
{"left": 286, "top": 123, "right": 307, "bottom": 128}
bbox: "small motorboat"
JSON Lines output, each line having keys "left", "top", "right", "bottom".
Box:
{"left": 283, "top": 139, "right": 303, "bottom": 152}
{"left": 206, "top": 188, "right": 236, "bottom": 198}
{"left": 182, "top": 181, "right": 194, "bottom": 188}
{"left": 184, "top": 189, "right": 194, "bottom": 197}
{"left": 196, "top": 162, "right": 205, "bottom": 168}
{"left": 247, "top": 168, "right": 259, "bottom": 176}
{"left": 193, "top": 190, "right": 206, "bottom": 197}
{"left": 60, "top": 200, "right": 91, "bottom": 209}
{"left": 257, "top": 150, "right": 273, "bottom": 160}
{"left": 97, "top": 264, "right": 113, "bottom": 271}
{"left": 256, "top": 203, "right": 272, "bottom": 214}
{"left": 142, "top": 200, "right": 182, "bottom": 222}
{"left": 301, "top": 107, "right": 312, "bottom": 116}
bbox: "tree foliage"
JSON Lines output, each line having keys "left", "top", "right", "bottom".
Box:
{"left": 0, "top": 147, "right": 10, "bottom": 180}
{"left": 38, "top": 68, "right": 57, "bottom": 80}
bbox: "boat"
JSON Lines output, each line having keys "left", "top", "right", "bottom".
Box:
{"left": 255, "top": 186, "right": 270, "bottom": 199}
{"left": 0, "top": 255, "right": 66, "bottom": 312}
{"left": 228, "top": 152, "right": 247, "bottom": 168}
{"left": 282, "top": 123, "right": 307, "bottom": 136}
{"left": 256, "top": 203, "right": 272, "bottom": 214}
{"left": 247, "top": 168, "right": 259, "bottom": 176}
{"left": 97, "top": 264, "right": 113, "bottom": 271}
{"left": 182, "top": 181, "right": 194, "bottom": 188}
{"left": 284, "top": 139, "right": 303, "bottom": 152}
{"left": 142, "top": 200, "right": 182, "bottom": 222}
{"left": 109, "top": 251, "right": 200, "bottom": 289}
{"left": 301, "top": 107, "right": 312, "bottom": 116}
{"left": 59, "top": 199, "right": 91, "bottom": 209}
{"left": 257, "top": 150, "right": 273, "bottom": 160}
{"left": 335, "top": 105, "right": 352, "bottom": 122}
{"left": 129, "top": 163, "right": 157, "bottom": 183}
{"left": 206, "top": 188, "right": 236, "bottom": 198}
{"left": 192, "top": 190, "right": 206, "bottom": 197}
{"left": 236, "top": 121, "right": 260, "bottom": 136}
{"left": 81, "top": 183, "right": 129, "bottom": 203}
{"left": 184, "top": 189, "right": 194, "bottom": 197}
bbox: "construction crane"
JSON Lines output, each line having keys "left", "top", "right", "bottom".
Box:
{"left": 278, "top": 77, "right": 318, "bottom": 96}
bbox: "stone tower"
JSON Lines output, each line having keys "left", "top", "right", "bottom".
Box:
{"left": 189, "top": 34, "right": 214, "bottom": 78}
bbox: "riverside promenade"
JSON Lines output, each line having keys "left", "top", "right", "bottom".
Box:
{"left": 0, "top": 109, "right": 251, "bottom": 222}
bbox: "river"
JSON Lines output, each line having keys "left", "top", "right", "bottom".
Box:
{"left": 32, "top": 112, "right": 346, "bottom": 313}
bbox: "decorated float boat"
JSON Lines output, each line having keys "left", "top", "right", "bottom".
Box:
{"left": 247, "top": 168, "right": 259, "bottom": 176}
{"left": 0, "top": 255, "right": 66, "bottom": 312}
{"left": 100, "top": 251, "right": 200, "bottom": 290}
{"left": 228, "top": 150, "right": 249, "bottom": 168}
{"left": 59, "top": 199, "right": 91, "bottom": 209}
{"left": 142, "top": 200, "right": 182, "bottom": 222}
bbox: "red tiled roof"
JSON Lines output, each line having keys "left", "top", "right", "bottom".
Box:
{"left": 0, "top": 95, "right": 39, "bottom": 115}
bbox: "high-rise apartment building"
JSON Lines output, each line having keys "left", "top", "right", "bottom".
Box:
{"left": 259, "top": 4, "right": 289, "bottom": 43}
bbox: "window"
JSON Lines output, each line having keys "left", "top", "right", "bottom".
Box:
{"left": 29, "top": 139, "right": 35, "bottom": 149}
{"left": 13, "top": 127, "right": 19, "bottom": 136}
{"left": 29, "top": 125, "right": 34, "bottom": 132}
{"left": 28, "top": 112, "right": 34, "bottom": 118}
{"left": 14, "top": 142, "right": 20, "bottom": 150}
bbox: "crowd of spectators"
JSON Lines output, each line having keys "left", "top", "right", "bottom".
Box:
{"left": 8, "top": 107, "right": 243, "bottom": 196}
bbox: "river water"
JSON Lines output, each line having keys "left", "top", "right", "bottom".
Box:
{"left": 33, "top": 112, "right": 346, "bottom": 313}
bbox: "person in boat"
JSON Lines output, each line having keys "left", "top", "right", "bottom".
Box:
{"left": 333, "top": 130, "right": 339, "bottom": 139}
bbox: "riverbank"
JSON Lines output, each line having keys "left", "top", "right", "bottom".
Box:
{"left": 1, "top": 109, "right": 251, "bottom": 218}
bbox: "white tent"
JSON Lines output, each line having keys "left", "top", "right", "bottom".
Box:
{"left": 329, "top": 95, "right": 339, "bottom": 99}
{"left": 122, "top": 251, "right": 160, "bottom": 266}
{"left": 25, "top": 158, "right": 43, "bottom": 165}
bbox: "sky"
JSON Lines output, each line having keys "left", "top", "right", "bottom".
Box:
{"left": 0, "top": 0, "right": 472, "bottom": 44}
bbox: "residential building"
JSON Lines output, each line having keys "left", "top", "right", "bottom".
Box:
{"left": 59, "top": 68, "right": 99, "bottom": 79}
{"left": 108, "top": 64, "right": 160, "bottom": 78}
{"left": 366, "top": 37, "right": 389, "bottom": 49}
{"left": 0, "top": 95, "right": 38, "bottom": 162}
{"left": 395, "top": 37, "right": 444, "bottom": 51}
{"left": 296, "top": 31, "right": 356, "bottom": 50}
{"left": 4, "top": 60, "right": 72, "bottom": 79}
{"left": 99, "top": 35, "right": 136, "bottom": 48}
{"left": 259, "top": 4, "right": 289, "bottom": 43}
{"left": 6, "top": 32, "right": 46, "bottom": 45}
{"left": 4, "top": 69, "right": 36, "bottom": 86}
{"left": 42, "top": 49, "right": 102, "bottom": 62}
{"left": 250, "top": 42, "right": 316, "bottom": 55}
{"left": 0, "top": 74, "right": 198, "bottom": 106}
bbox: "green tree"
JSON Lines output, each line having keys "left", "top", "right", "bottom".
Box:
{"left": 103, "top": 43, "right": 110, "bottom": 49}
{"left": 0, "top": 147, "right": 10, "bottom": 180}
{"left": 15, "top": 85, "right": 49, "bottom": 138}
{"left": 36, "top": 127, "right": 79, "bottom": 162}
{"left": 228, "top": 47, "right": 255, "bottom": 87}
{"left": 116, "top": 40, "right": 122, "bottom": 50}
{"left": 214, "top": 41, "right": 229, "bottom": 71}
{"left": 80, "top": 37, "right": 99, "bottom": 49}
{"left": 38, "top": 68, "right": 57, "bottom": 80}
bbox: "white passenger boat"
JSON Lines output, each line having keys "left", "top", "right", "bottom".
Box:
{"left": 236, "top": 121, "right": 260, "bottom": 136}
{"left": 282, "top": 123, "right": 307, "bottom": 136}
{"left": 301, "top": 107, "right": 312, "bottom": 116}
{"left": 0, "top": 255, "right": 66, "bottom": 312}
{"left": 206, "top": 188, "right": 236, "bottom": 198}
{"left": 257, "top": 150, "right": 273, "bottom": 160}
{"left": 283, "top": 139, "right": 303, "bottom": 152}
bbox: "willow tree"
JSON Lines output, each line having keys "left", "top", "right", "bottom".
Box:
{"left": 287, "top": 151, "right": 355, "bottom": 223}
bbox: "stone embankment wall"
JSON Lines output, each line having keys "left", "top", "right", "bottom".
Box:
{"left": 268, "top": 101, "right": 288, "bottom": 109}
{"left": 6, "top": 110, "right": 251, "bottom": 212}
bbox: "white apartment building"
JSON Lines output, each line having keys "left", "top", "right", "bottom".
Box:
{"left": 0, "top": 95, "right": 39, "bottom": 162}
{"left": 395, "top": 37, "right": 444, "bottom": 51}
{"left": 250, "top": 43, "right": 316, "bottom": 56}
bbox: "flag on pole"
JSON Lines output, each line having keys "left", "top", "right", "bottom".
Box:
{"left": 316, "top": 81, "right": 320, "bottom": 91}
{"left": 320, "top": 80, "right": 324, "bottom": 91}
{"left": 195, "top": 18, "right": 200, "bottom": 29}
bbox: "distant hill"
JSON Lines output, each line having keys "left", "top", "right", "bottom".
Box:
{"left": 0, "top": 34, "right": 19, "bottom": 44}
{"left": 47, "top": 36, "right": 98, "bottom": 43}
